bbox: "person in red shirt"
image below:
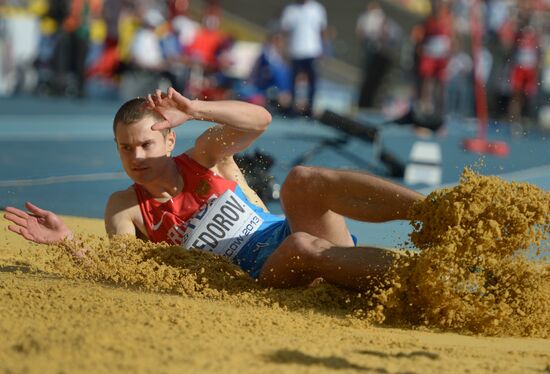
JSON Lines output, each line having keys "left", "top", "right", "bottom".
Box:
{"left": 416, "top": 1, "right": 454, "bottom": 115}
{"left": 4, "top": 88, "right": 423, "bottom": 290}
{"left": 508, "top": 23, "right": 540, "bottom": 126}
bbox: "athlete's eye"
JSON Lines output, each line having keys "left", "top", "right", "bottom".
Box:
{"left": 120, "top": 145, "right": 131, "bottom": 151}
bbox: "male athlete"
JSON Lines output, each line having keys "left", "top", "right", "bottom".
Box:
{"left": 4, "top": 88, "right": 423, "bottom": 290}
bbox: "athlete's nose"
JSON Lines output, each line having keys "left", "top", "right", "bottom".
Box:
{"left": 133, "top": 146, "right": 146, "bottom": 160}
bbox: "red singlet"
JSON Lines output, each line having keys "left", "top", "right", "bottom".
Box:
{"left": 134, "top": 153, "right": 237, "bottom": 244}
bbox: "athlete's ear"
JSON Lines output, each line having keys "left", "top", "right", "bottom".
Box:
{"left": 166, "top": 130, "right": 176, "bottom": 153}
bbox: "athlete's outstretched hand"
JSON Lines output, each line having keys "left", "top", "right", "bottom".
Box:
{"left": 147, "top": 87, "right": 196, "bottom": 131}
{"left": 4, "top": 202, "right": 73, "bottom": 244}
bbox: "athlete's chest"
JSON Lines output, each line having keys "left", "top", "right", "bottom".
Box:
{"left": 148, "top": 189, "right": 265, "bottom": 259}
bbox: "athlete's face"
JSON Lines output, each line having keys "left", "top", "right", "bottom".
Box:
{"left": 115, "top": 116, "right": 176, "bottom": 185}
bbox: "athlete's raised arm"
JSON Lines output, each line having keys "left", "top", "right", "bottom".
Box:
{"left": 147, "top": 87, "right": 272, "bottom": 167}
{"left": 4, "top": 202, "right": 73, "bottom": 244}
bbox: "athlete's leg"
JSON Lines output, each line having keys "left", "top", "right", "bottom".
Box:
{"left": 279, "top": 166, "right": 423, "bottom": 246}
{"left": 259, "top": 232, "right": 397, "bottom": 290}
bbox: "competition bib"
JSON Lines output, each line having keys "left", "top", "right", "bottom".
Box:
{"left": 180, "top": 190, "right": 263, "bottom": 259}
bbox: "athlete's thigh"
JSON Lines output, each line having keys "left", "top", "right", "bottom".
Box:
{"left": 284, "top": 205, "right": 354, "bottom": 247}
{"left": 279, "top": 165, "right": 354, "bottom": 247}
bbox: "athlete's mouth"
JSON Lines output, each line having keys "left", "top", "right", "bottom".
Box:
{"left": 132, "top": 166, "right": 149, "bottom": 172}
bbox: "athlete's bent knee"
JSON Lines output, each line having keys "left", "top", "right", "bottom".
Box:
{"left": 282, "top": 166, "right": 313, "bottom": 191}
{"left": 276, "top": 232, "right": 327, "bottom": 266}
{"left": 259, "top": 232, "right": 334, "bottom": 287}
{"left": 280, "top": 166, "right": 320, "bottom": 203}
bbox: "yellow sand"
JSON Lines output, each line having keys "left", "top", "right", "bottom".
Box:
{"left": 1, "top": 170, "right": 549, "bottom": 373}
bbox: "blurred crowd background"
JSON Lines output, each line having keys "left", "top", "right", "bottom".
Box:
{"left": 1, "top": 0, "right": 550, "bottom": 130}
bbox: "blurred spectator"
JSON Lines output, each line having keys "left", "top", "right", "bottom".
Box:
{"left": 54, "top": 0, "right": 103, "bottom": 97}
{"left": 121, "top": 7, "right": 189, "bottom": 99}
{"left": 485, "top": 0, "right": 515, "bottom": 119}
{"left": 450, "top": 0, "right": 470, "bottom": 36}
{"left": 83, "top": 3, "right": 121, "bottom": 98}
{"left": 203, "top": 0, "right": 221, "bottom": 22}
{"left": 356, "top": 2, "right": 401, "bottom": 109}
{"left": 158, "top": 13, "right": 190, "bottom": 93}
{"left": 408, "top": 23, "right": 424, "bottom": 102}
{"left": 356, "top": 2, "right": 385, "bottom": 108}
{"left": 238, "top": 22, "right": 292, "bottom": 112}
{"left": 101, "top": 0, "right": 130, "bottom": 43}
{"left": 486, "top": 0, "right": 510, "bottom": 41}
{"left": 34, "top": 0, "right": 69, "bottom": 95}
{"left": 169, "top": 0, "right": 198, "bottom": 54}
{"left": 168, "top": 0, "right": 188, "bottom": 20}
{"left": 416, "top": 0, "right": 454, "bottom": 116}
{"left": 508, "top": 21, "right": 541, "bottom": 126}
{"left": 185, "top": 11, "right": 226, "bottom": 70}
{"left": 118, "top": 7, "right": 164, "bottom": 99}
{"left": 185, "top": 4, "right": 235, "bottom": 100}
{"left": 33, "top": 13, "right": 58, "bottom": 95}
{"left": 85, "top": 36, "right": 119, "bottom": 98}
{"left": 281, "top": 0, "right": 327, "bottom": 117}
{"left": 130, "top": 8, "right": 164, "bottom": 71}
{"left": 445, "top": 38, "right": 473, "bottom": 118}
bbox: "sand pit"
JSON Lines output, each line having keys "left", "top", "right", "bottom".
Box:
{"left": 1, "top": 170, "right": 549, "bottom": 373}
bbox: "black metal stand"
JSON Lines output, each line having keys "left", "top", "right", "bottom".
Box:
{"left": 290, "top": 135, "right": 381, "bottom": 172}
{"left": 290, "top": 110, "right": 406, "bottom": 178}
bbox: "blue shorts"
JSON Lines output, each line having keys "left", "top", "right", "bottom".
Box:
{"left": 232, "top": 219, "right": 358, "bottom": 279}
{"left": 233, "top": 219, "right": 291, "bottom": 279}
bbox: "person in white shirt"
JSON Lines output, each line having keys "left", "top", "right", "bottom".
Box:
{"left": 355, "top": 2, "right": 388, "bottom": 108}
{"left": 280, "top": 0, "right": 327, "bottom": 117}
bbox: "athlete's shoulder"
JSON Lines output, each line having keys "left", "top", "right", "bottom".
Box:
{"left": 106, "top": 187, "right": 138, "bottom": 211}
{"left": 105, "top": 187, "right": 141, "bottom": 237}
{"left": 183, "top": 146, "right": 209, "bottom": 166}
{"left": 172, "top": 150, "right": 190, "bottom": 161}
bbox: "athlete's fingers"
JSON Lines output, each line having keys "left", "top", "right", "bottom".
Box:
{"left": 151, "top": 120, "right": 170, "bottom": 131}
{"left": 155, "top": 89, "right": 162, "bottom": 101}
{"left": 3, "top": 212, "right": 28, "bottom": 228}
{"left": 4, "top": 206, "right": 29, "bottom": 219}
{"left": 18, "top": 227, "right": 36, "bottom": 242}
{"left": 7, "top": 225, "right": 31, "bottom": 241}
{"left": 171, "top": 89, "right": 187, "bottom": 106}
{"left": 167, "top": 87, "right": 175, "bottom": 99}
{"left": 7, "top": 224, "right": 20, "bottom": 235}
{"left": 152, "top": 92, "right": 165, "bottom": 106}
{"left": 9, "top": 224, "right": 42, "bottom": 243}
{"left": 147, "top": 94, "right": 155, "bottom": 108}
{"left": 25, "top": 202, "right": 48, "bottom": 217}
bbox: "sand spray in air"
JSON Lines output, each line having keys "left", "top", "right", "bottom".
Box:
{"left": 37, "top": 168, "right": 549, "bottom": 337}
{"left": 374, "top": 168, "right": 549, "bottom": 337}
